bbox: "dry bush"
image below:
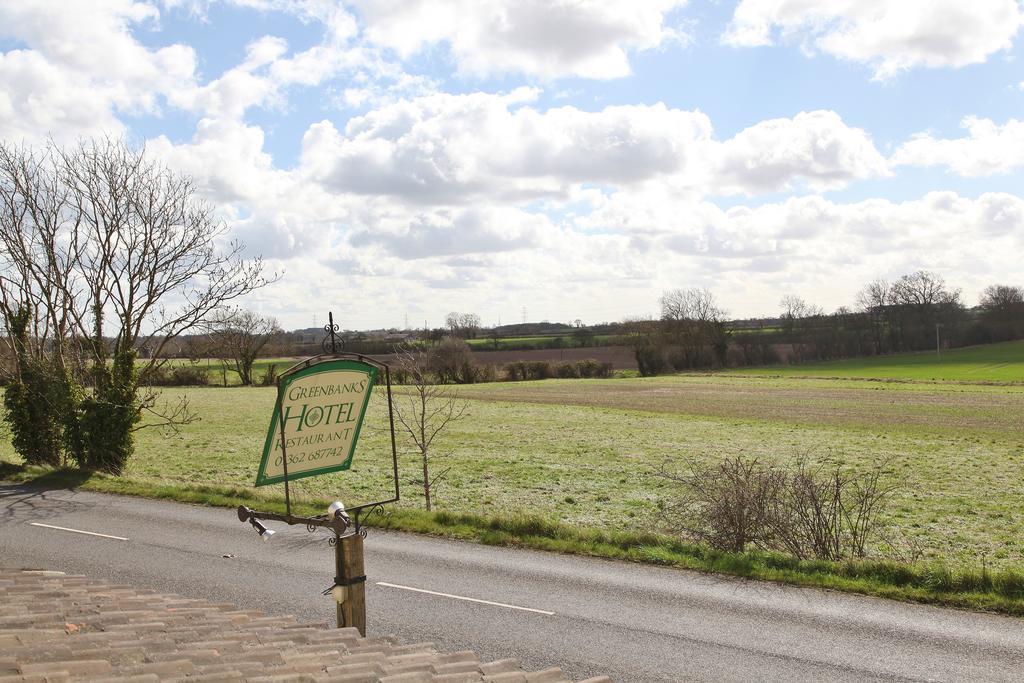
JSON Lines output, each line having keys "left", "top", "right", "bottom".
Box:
{"left": 657, "top": 456, "right": 779, "bottom": 553}
{"left": 138, "top": 362, "right": 210, "bottom": 387}
{"left": 658, "top": 455, "right": 898, "bottom": 560}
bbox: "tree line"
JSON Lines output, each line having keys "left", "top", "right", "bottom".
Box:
{"left": 625, "top": 273, "right": 1023, "bottom": 376}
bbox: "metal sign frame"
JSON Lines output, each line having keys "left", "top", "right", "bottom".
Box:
{"left": 244, "top": 313, "right": 401, "bottom": 535}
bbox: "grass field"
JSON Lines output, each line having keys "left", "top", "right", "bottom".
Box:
{"left": 3, "top": 362, "right": 1022, "bottom": 570}
{"left": 730, "top": 340, "right": 1024, "bottom": 383}
{"left": 156, "top": 357, "right": 303, "bottom": 385}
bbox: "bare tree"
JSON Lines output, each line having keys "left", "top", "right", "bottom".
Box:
{"left": 661, "top": 287, "right": 724, "bottom": 324}
{"left": 660, "top": 288, "right": 728, "bottom": 368}
{"left": 486, "top": 325, "right": 501, "bottom": 350}
{"left": 977, "top": 284, "right": 1024, "bottom": 342}
{"left": 0, "top": 142, "right": 87, "bottom": 466}
{"left": 0, "top": 142, "right": 82, "bottom": 374}
{"left": 980, "top": 284, "right": 1024, "bottom": 316}
{"left": 779, "top": 295, "right": 823, "bottom": 329}
{"left": 778, "top": 295, "right": 824, "bottom": 362}
{"left": 443, "top": 311, "right": 481, "bottom": 339}
{"left": 392, "top": 345, "right": 467, "bottom": 511}
{"left": 210, "top": 309, "right": 281, "bottom": 386}
{"left": 856, "top": 279, "right": 891, "bottom": 355}
{"left": 445, "top": 312, "right": 460, "bottom": 336}
{"left": 458, "top": 312, "right": 481, "bottom": 339}
{"left": 0, "top": 138, "right": 274, "bottom": 473}
{"left": 889, "top": 270, "right": 959, "bottom": 309}
{"left": 888, "top": 271, "right": 963, "bottom": 350}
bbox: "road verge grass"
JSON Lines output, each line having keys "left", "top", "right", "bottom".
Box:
{"left": 3, "top": 460, "right": 1022, "bottom": 617}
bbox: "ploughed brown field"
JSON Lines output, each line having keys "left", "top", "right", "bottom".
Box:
{"left": 375, "top": 345, "right": 639, "bottom": 370}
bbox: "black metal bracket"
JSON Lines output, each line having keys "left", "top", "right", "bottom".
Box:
{"left": 321, "top": 311, "right": 346, "bottom": 354}
{"left": 237, "top": 505, "right": 352, "bottom": 536}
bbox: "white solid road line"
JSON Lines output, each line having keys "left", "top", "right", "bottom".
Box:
{"left": 29, "top": 522, "right": 129, "bottom": 541}
{"left": 376, "top": 581, "right": 556, "bottom": 616}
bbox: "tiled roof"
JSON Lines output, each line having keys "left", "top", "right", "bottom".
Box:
{"left": 0, "top": 569, "right": 609, "bottom": 683}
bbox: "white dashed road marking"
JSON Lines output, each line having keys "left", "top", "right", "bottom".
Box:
{"left": 29, "top": 522, "right": 129, "bottom": 541}
{"left": 376, "top": 581, "right": 555, "bottom": 615}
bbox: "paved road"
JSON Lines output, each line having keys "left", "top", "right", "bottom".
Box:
{"left": 1, "top": 484, "right": 1023, "bottom": 682}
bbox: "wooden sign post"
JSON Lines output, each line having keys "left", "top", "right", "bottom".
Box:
{"left": 237, "top": 324, "right": 400, "bottom": 636}
{"left": 335, "top": 534, "right": 366, "bottom": 634}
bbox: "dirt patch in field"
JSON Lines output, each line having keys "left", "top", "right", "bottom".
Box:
{"left": 374, "top": 345, "right": 638, "bottom": 369}
{"left": 471, "top": 345, "right": 637, "bottom": 369}
{"left": 456, "top": 376, "right": 1024, "bottom": 437}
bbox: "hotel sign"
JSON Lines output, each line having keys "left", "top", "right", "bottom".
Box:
{"left": 255, "top": 359, "right": 377, "bottom": 486}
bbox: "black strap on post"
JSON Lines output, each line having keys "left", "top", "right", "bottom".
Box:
{"left": 334, "top": 575, "right": 366, "bottom": 587}
{"left": 322, "top": 575, "right": 366, "bottom": 594}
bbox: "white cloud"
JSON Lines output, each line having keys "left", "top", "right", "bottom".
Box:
{"left": 145, "top": 115, "right": 372, "bottom": 262}
{"left": 0, "top": 0, "right": 197, "bottom": 140}
{"left": 723, "top": 0, "right": 1024, "bottom": 79}
{"left": 147, "top": 118, "right": 280, "bottom": 203}
{"left": 300, "top": 91, "right": 884, "bottom": 205}
{"left": 574, "top": 189, "right": 1024, "bottom": 316}
{"left": 891, "top": 116, "right": 1024, "bottom": 176}
{"left": 715, "top": 110, "right": 889, "bottom": 193}
{"left": 239, "top": 35, "right": 290, "bottom": 71}
{"left": 0, "top": 50, "right": 126, "bottom": 140}
{"left": 4, "top": 1, "right": 1014, "bottom": 328}
{"left": 300, "top": 91, "right": 713, "bottom": 204}
{"left": 349, "top": 206, "right": 548, "bottom": 259}
{"left": 170, "top": 34, "right": 371, "bottom": 119}
{"left": 349, "top": 0, "right": 688, "bottom": 79}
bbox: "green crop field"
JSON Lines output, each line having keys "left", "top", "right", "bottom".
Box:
{"left": 730, "top": 340, "right": 1024, "bottom": 383}
{"left": 3, "top": 367, "right": 1022, "bottom": 568}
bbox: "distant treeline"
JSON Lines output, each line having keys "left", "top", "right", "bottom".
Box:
{"left": 124, "top": 345, "right": 615, "bottom": 387}
{"left": 626, "top": 272, "right": 1024, "bottom": 376}
{"left": 386, "top": 341, "right": 615, "bottom": 385}
{"left": 129, "top": 269, "right": 1023, "bottom": 380}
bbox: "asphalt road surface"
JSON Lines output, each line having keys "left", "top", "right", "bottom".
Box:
{"left": 2, "top": 484, "right": 1023, "bottom": 682}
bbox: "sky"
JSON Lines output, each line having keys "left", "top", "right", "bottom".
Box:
{"left": 1, "top": 0, "right": 1023, "bottom": 330}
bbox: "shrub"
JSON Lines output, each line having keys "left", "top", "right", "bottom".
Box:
{"left": 259, "top": 364, "right": 278, "bottom": 387}
{"left": 575, "top": 359, "right": 613, "bottom": 378}
{"left": 658, "top": 455, "right": 898, "bottom": 561}
{"left": 3, "top": 358, "right": 78, "bottom": 467}
{"left": 556, "top": 362, "right": 579, "bottom": 379}
{"left": 502, "top": 360, "right": 556, "bottom": 381}
{"left": 635, "top": 345, "right": 667, "bottom": 376}
{"left": 527, "top": 361, "right": 554, "bottom": 380}
{"left": 1, "top": 307, "right": 80, "bottom": 467}
{"left": 503, "top": 361, "right": 527, "bottom": 381}
{"left": 657, "top": 456, "right": 777, "bottom": 553}
{"left": 428, "top": 336, "right": 474, "bottom": 383}
{"left": 139, "top": 363, "right": 210, "bottom": 386}
{"left": 77, "top": 350, "right": 138, "bottom": 474}
{"left": 474, "top": 364, "right": 498, "bottom": 383}
{"left": 764, "top": 458, "right": 897, "bottom": 560}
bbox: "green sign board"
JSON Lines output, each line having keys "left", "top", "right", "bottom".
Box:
{"left": 255, "top": 359, "right": 378, "bottom": 487}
